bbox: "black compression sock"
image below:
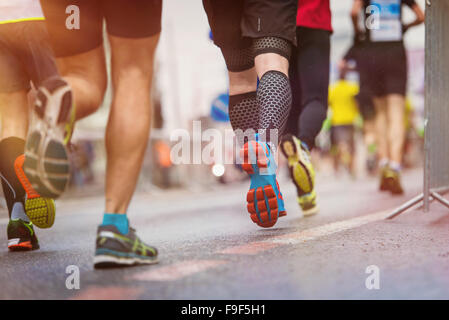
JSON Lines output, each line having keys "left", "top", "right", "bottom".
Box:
{"left": 0, "top": 137, "right": 26, "bottom": 217}
{"left": 298, "top": 99, "right": 328, "bottom": 150}
{"left": 257, "top": 71, "right": 292, "bottom": 146}
{"left": 229, "top": 91, "right": 258, "bottom": 146}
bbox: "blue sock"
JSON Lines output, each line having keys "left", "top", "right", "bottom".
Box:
{"left": 101, "top": 213, "right": 129, "bottom": 235}
{"left": 301, "top": 141, "right": 310, "bottom": 152}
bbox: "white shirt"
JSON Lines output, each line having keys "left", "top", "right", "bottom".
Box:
{"left": 0, "top": 0, "right": 44, "bottom": 23}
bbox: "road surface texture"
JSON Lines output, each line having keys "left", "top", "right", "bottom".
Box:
{"left": 1, "top": 168, "right": 449, "bottom": 300}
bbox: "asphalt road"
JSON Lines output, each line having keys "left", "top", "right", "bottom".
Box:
{"left": 1, "top": 168, "right": 449, "bottom": 300}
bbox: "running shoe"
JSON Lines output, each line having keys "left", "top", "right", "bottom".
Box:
{"left": 241, "top": 136, "right": 286, "bottom": 228}
{"left": 24, "top": 76, "right": 74, "bottom": 199}
{"left": 379, "top": 166, "right": 390, "bottom": 192}
{"left": 7, "top": 219, "right": 39, "bottom": 251}
{"left": 14, "top": 154, "right": 56, "bottom": 229}
{"left": 94, "top": 225, "right": 159, "bottom": 268}
{"left": 280, "top": 134, "right": 318, "bottom": 217}
{"left": 385, "top": 168, "right": 404, "bottom": 195}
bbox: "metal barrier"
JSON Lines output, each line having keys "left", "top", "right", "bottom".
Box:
{"left": 388, "top": 0, "right": 449, "bottom": 219}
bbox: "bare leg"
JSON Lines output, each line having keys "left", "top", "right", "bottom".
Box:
{"left": 387, "top": 94, "right": 405, "bottom": 165}
{"left": 254, "top": 53, "right": 289, "bottom": 79}
{"left": 228, "top": 68, "right": 257, "bottom": 95}
{"left": 373, "top": 96, "right": 389, "bottom": 164}
{"left": 105, "top": 34, "right": 160, "bottom": 214}
{"left": 0, "top": 91, "right": 29, "bottom": 140}
{"left": 363, "top": 119, "right": 376, "bottom": 148}
{"left": 55, "top": 46, "right": 107, "bottom": 120}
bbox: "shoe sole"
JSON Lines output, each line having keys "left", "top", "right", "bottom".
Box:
{"left": 94, "top": 254, "right": 159, "bottom": 269}
{"left": 24, "top": 78, "right": 72, "bottom": 199}
{"left": 280, "top": 134, "right": 318, "bottom": 215}
{"left": 8, "top": 239, "right": 39, "bottom": 251}
{"left": 14, "top": 155, "right": 56, "bottom": 228}
{"left": 24, "top": 130, "right": 70, "bottom": 199}
{"left": 302, "top": 205, "right": 319, "bottom": 217}
{"left": 241, "top": 141, "right": 282, "bottom": 228}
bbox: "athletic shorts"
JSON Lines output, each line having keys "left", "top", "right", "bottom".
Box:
{"left": 203, "top": 0, "right": 298, "bottom": 51}
{"left": 362, "top": 42, "right": 407, "bottom": 97}
{"left": 0, "top": 21, "right": 58, "bottom": 93}
{"left": 40, "top": 0, "right": 162, "bottom": 57}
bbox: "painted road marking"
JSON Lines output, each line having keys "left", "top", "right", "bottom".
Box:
{"left": 129, "top": 260, "right": 226, "bottom": 282}
{"left": 269, "top": 209, "right": 390, "bottom": 245}
{"left": 217, "top": 241, "right": 281, "bottom": 255}
{"left": 218, "top": 209, "right": 390, "bottom": 254}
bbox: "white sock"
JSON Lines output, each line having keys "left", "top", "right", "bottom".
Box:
{"left": 11, "top": 202, "right": 29, "bottom": 222}
{"left": 390, "top": 161, "right": 402, "bottom": 172}
{"left": 379, "top": 158, "right": 389, "bottom": 168}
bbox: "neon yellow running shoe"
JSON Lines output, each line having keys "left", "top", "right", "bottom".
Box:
{"left": 280, "top": 134, "right": 318, "bottom": 216}
{"left": 15, "top": 154, "right": 56, "bottom": 229}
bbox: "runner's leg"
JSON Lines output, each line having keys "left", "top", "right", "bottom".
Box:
{"left": 373, "top": 96, "right": 389, "bottom": 165}
{"left": 105, "top": 34, "right": 159, "bottom": 214}
{"left": 55, "top": 47, "right": 107, "bottom": 120}
{"left": 387, "top": 94, "right": 406, "bottom": 166}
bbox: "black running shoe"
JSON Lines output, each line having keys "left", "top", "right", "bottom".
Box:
{"left": 24, "top": 76, "right": 74, "bottom": 199}
{"left": 7, "top": 219, "right": 39, "bottom": 251}
{"left": 94, "top": 225, "right": 158, "bottom": 268}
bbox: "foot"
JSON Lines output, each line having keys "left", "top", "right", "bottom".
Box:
{"left": 94, "top": 225, "right": 159, "bottom": 268}
{"left": 385, "top": 168, "right": 404, "bottom": 195}
{"left": 241, "top": 138, "right": 286, "bottom": 228}
{"left": 14, "top": 154, "right": 56, "bottom": 229}
{"left": 379, "top": 166, "right": 390, "bottom": 192}
{"left": 280, "top": 134, "right": 318, "bottom": 217}
{"left": 24, "top": 76, "right": 74, "bottom": 199}
{"left": 7, "top": 219, "right": 39, "bottom": 251}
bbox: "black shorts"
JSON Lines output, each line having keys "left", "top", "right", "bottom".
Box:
{"left": 40, "top": 0, "right": 162, "bottom": 57}
{"left": 203, "top": 0, "right": 298, "bottom": 51}
{"left": 362, "top": 42, "right": 407, "bottom": 97}
{"left": 0, "top": 21, "right": 58, "bottom": 93}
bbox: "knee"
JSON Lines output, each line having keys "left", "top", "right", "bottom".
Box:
{"left": 253, "top": 37, "right": 291, "bottom": 77}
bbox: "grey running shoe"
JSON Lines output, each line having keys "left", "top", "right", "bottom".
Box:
{"left": 94, "top": 224, "right": 159, "bottom": 268}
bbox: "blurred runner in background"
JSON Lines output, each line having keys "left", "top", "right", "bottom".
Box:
{"left": 0, "top": 0, "right": 59, "bottom": 251}
{"left": 350, "top": 0, "right": 424, "bottom": 195}
{"left": 341, "top": 43, "right": 377, "bottom": 175}
{"left": 203, "top": 0, "right": 298, "bottom": 228}
{"left": 38, "top": 0, "right": 162, "bottom": 268}
{"left": 328, "top": 67, "right": 360, "bottom": 176}
{"left": 281, "top": 0, "right": 332, "bottom": 216}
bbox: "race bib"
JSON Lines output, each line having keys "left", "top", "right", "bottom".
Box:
{"left": 368, "top": 0, "right": 403, "bottom": 42}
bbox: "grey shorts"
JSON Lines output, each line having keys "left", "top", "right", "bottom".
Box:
{"left": 0, "top": 21, "right": 58, "bottom": 93}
